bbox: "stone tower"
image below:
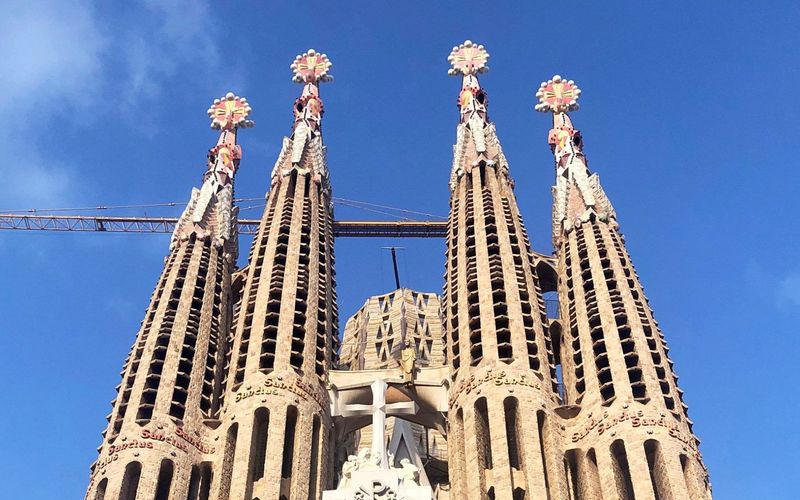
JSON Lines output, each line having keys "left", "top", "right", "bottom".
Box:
{"left": 86, "top": 92, "right": 253, "bottom": 500}
{"left": 535, "top": 75, "right": 712, "bottom": 499}
{"left": 442, "top": 41, "right": 566, "bottom": 499}
{"left": 81, "top": 43, "right": 714, "bottom": 500}
{"left": 213, "top": 49, "right": 338, "bottom": 500}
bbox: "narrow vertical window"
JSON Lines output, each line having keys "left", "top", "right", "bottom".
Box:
{"left": 281, "top": 406, "right": 298, "bottom": 479}
{"left": 154, "top": 459, "right": 174, "bottom": 500}
{"left": 645, "top": 439, "right": 671, "bottom": 499}
{"left": 249, "top": 408, "right": 270, "bottom": 486}
{"left": 475, "top": 398, "right": 493, "bottom": 469}
{"left": 219, "top": 424, "right": 238, "bottom": 500}
{"left": 681, "top": 454, "right": 702, "bottom": 500}
{"left": 585, "top": 449, "right": 602, "bottom": 498}
{"left": 537, "top": 411, "right": 552, "bottom": 500}
{"left": 94, "top": 478, "right": 107, "bottom": 500}
{"left": 610, "top": 440, "right": 635, "bottom": 500}
{"left": 118, "top": 461, "right": 141, "bottom": 500}
{"left": 504, "top": 397, "right": 521, "bottom": 469}
{"left": 187, "top": 465, "right": 201, "bottom": 500}
{"left": 308, "top": 415, "right": 321, "bottom": 500}
{"left": 454, "top": 408, "right": 467, "bottom": 495}
{"left": 565, "top": 449, "right": 579, "bottom": 500}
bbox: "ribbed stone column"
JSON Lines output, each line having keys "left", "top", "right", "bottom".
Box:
{"left": 213, "top": 50, "right": 337, "bottom": 500}
{"left": 536, "top": 75, "right": 712, "bottom": 500}
{"left": 443, "top": 41, "right": 566, "bottom": 500}
{"left": 85, "top": 93, "right": 253, "bottom": 500}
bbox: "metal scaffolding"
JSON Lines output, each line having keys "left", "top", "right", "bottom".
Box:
{"left": 0, "top": 214, "right": 447, "bottom": 238}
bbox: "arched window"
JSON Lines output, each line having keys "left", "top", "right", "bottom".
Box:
{"left": 249, "top": 408, "right": 270, "bottom": 486}
{"left": 474, "top": 398, "right": 493, "bottom": 469}
{"left": 645, "top": 439, "right": 671, "bottom": 499}
{"left": 281, "top": 406, "right": 298, "bottom": 479}
{"left": 119, "top": 461, "right": 141, "bottom": 500}
{"left": 308, "top": 415, "right": 321, "bottom": 500}
{"left": 536, "top": 411, "right": 552, "bottom": 495}
{"left": 154, "top": 459, "right": 174, "bottom": 500}
{"left": 610, "top": 440, "right": 635, "bottom": 500}
{"left": 218, "top": 423, "right": 238, "bottom": 500}
{"left": 93, "top": 478, "right": 107, "bottom": 500}
{"left": 503, "top": 397, "right": 522, "bottom": 470}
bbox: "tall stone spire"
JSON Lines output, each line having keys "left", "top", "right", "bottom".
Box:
{"left": 443, "top": 41, "right": 566, "bottom": 499}
{"left": 537, "top": 77, "right": 712, "bottom": 499}
{"left": 86, "top": 93, "right": 253, "bottom": 500}
{"left": 214, "top": 49, "right": 337, "bottom": 500}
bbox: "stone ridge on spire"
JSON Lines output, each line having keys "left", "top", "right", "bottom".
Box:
{"left": 447, "top": 40, "right": 511, "bottom": 192}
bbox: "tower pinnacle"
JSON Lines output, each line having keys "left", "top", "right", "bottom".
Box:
{"left": 171, "top": 92, "right": 254, "bottom": 250}
{"left": 279, "top": 49, "right": 333, "bottom": 174}
{"left": 536, "top": 75, "right": 615, "bottom": 242}
{"left": 207, "top": 91, "right": 254, "bottom": 130}
{"left": 447, "top": 40, "right": 499, "bottom": 189}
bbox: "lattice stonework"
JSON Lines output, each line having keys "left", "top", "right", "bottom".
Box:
{"left": 340, "top": 288, "right": 449, "bottom": 482}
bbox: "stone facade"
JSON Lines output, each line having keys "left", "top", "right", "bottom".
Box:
{"left": 340, "top": 289, "right": 448, "bottom": 484}
{"left": 84, "top": 45, "right": 711, "bottom": 500}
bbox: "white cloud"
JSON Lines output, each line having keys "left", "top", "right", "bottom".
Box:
{"left": 0, "top": 1, "right": 106, "bottom": 113}
{"left": 120, "top": 0, "right": 221, "bottom": 107}
{"left": 0, "top": 1, "right": 104, "bottom": 207}
{"left": 0, "top": 0, "right": 234, "bottom": 208}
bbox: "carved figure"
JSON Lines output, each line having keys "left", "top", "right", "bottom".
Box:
{"left": 397, "top": 458, "right": 420, "bottom": 484}
{"left": 400, "top": 341, "right": 416, "bottom": 386}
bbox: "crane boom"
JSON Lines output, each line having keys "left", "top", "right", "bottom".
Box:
{"left": 0, "top": 214, "right": 447, "bottom": 238}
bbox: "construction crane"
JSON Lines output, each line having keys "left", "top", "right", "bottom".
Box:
{"left": 0, "top": 196, "right": 449, "bottom": 238}
{"left": 0, "top": 214, "right": 447, "bottom": 238}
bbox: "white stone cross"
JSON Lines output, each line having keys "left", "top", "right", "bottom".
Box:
{"left": 339, "top": 379, "right": 418, "bottom": 469}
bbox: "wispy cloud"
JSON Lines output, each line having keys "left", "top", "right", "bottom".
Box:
{"left": 0, "top": 0, "right": 236, "bottom": 208}
{"left": 746, "top": 261, "right": 800, "bottom": 311}
{"left": 120, "top": 1, "right": 222, "bottom": 112}
{"left": 778, "top": 272, "right": 800, "bottom": 309}
{"left": 0, "top": 1, "right": 107, "bottom": 113}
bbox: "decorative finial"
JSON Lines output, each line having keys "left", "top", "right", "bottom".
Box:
{"left": 535, "top": 75, "right": 581, "bottom": 113}
{"left": 291, "top": 49, "right": 333, "bottom": 84}
{"left": 207, "top": 92, "right": 254, "bottom": 130}
{"left": 448, "top": 40, "right": 490, "bottom": 76}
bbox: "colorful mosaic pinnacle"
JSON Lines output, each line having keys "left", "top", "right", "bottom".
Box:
{"left": 207, "top": 92, "right": 254, "bottom": 130}
{"left": 535, "top": 75, "right": 581, "bottom": 113}
{"left": 447, "top": 40, "right": 490, "bottom": 76}
{"left": 291, "top": 49, "right": 333, "bottom": 84}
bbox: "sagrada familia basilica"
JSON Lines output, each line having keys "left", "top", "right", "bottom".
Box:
{"left": 84, "top": 42, "right": 712, "bottom": 500}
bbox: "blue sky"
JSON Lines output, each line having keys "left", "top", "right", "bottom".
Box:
{"left": 1, "top": 1, "right": 798, "bottom": 498}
